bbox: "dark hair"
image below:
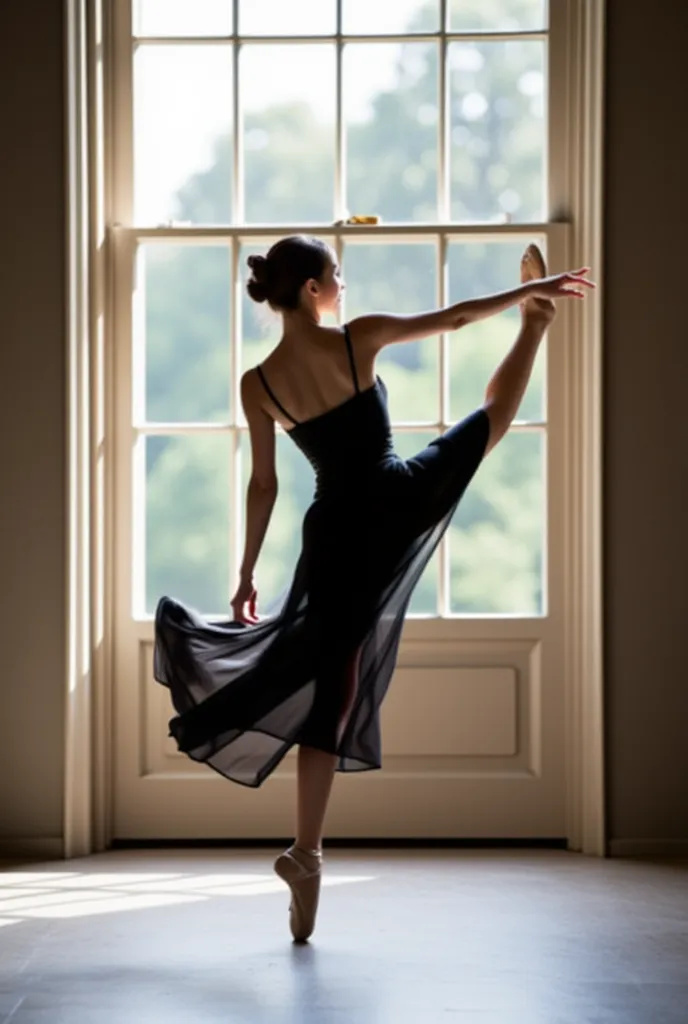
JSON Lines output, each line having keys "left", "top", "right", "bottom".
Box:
{"left": 246, "top": 235, "right": 332, "bottom": 310}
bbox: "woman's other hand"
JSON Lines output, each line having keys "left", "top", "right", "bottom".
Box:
{"left": 230, "top": 575, "right": 259, "bottom": 624}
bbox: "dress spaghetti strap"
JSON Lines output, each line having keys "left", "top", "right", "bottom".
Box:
{"left": 343, "top": 324, "right": 360, "bottom": 394}
{"left": 256, "top": 365, "right": 299, "bottom": 425}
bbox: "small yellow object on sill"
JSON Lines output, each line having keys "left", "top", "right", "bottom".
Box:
{"left": 333, "top": 215, "right": 382, "bottom": 226}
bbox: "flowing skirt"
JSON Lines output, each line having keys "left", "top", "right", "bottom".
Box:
{"left": 153, "top": 408, "right": 490, "bottom": 787}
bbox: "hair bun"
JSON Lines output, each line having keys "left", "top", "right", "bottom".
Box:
{"left": 245, "top": 236, "right": 331, "bottom": 310}
{"left": 246, "top": 253, "right": 270, "bottom": 304}
{"left": 247, "top": 254, "right": 268, "bottom": 280}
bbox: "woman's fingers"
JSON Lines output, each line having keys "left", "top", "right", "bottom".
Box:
{"left": 563, "top": 273, "right": 596, "bottom": 288}
{"left": 230, "top": 585, "right": 259, "bottom": 623}
{"left": 231, "top": 601, "right": 250, "bottom": 624}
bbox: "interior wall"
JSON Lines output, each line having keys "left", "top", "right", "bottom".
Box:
{"left": 0, "top": 0, "right": 66, "bottom": 847}
{"left": 603, "top": 0, "right": 688, "bottom": 848}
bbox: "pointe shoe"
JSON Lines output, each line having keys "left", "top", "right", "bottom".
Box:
{"left": 274, "top": 845, "right": 322, "bottom": 942}
{"left": 520, "top": 242, "right": 556, "bottom": 322}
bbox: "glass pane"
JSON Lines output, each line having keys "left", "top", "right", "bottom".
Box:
{"left": 134, "top": 46, "right": 233, "bottom": 225}
{"left": 240, "top": 433, "right": 313, "bottom": 605}
{"left": 447, "top": 240, "right": 545, "bottom": 422}
{"left": 449, "top": 431, "right": 545, "bottom": 615}
{"left": 345, "top": 43, "right": 438, "bottom": 223}
{"left": 342, "top": 243, "right": 439, "bottom": 423}
{"left": 449, "top": 40, "right": 545, "bottom": 223}
{"left": 449, "top": 0, "right": 546, "bottom": 31}
{"left": 137, "top": 244, "right": 231, "bottom": 423}
{"left": 393, "top": 431, "right": 440, "bottom": 616}
{"left": 343, "top": 0, "right": 439, "bottom": 33}
{"left": 143, "top": 435, "right": 231, "bottom": 616}
{"left": 134, "top": 0, "right": 233, "bottom": 37}
{"left": 242, "top": 46, "right": 335, "bottom": 223}
{"left": 240, "top": 0, "right": 335, "bottom": 35}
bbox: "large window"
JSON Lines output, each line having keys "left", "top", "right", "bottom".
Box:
{"left": 118, "top": 0, "right": 553, "bottom": 620}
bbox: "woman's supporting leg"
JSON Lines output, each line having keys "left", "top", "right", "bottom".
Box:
{"left": 295, "top": 646, "right": 361, "bottom": 852}
{"left": 274, "top": 648, "right": 361, "bottom": 941}
{"left": 294, "top": 746, "right": 338, "bottom": 854}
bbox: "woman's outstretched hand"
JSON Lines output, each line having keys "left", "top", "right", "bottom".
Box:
{"left": 231, "top": 575, "right": 259, "bottom": 624}
{"left": 529, "top": 268, "right": 596, "bottom": 300}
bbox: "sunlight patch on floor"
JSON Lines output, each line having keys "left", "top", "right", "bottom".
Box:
{"left": 0, "top": 870, "right": 377, "bottom": 924}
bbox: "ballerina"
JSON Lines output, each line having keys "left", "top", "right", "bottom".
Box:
{"left": 154, "top": 236, "right": 594, "bottom": 941}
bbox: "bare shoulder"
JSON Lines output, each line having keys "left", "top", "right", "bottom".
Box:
{"left": 345, "top": 315, "right": 389, "bottom": 356}
{"left": 240, "top": 367, "right": 268, "bottom": 418}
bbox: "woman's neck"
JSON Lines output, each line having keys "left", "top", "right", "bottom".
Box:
{"left": 281, "top": 304, "right": 321, "bottom": 333}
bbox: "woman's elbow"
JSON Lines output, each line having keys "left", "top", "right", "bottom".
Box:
{"left": 450, "top": 304, "right": 471, "bottom": 331}
{"left": 250, "top": 474, "right": 278, "bottom": 495}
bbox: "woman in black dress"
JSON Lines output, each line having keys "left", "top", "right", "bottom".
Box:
{"left": 154, "top": 236, "right": 593, "bottom": 941}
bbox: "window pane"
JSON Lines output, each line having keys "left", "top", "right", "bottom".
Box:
{"left": 137, "top": 244, "right": 231, "bottom": 423}
{"left": 241, "top": 433, "right": 313, "bottom": 603}
{"left": 345, "top": 43, "right": 438, "bottom": 223}
{"left": 134, "top": 0, "right": 232, "bottom": 37}
{"left": 142, "top": 435, "right": 231, "bottom": 616}
{"left": 449, "top": 40, "right": 545, "bottom": 223}
{"left": 240, "top": 0, "right": 335, "bottom": 35}
{"left": 343, "top": 0, "right": 439, "bottom": 33}
{"left": 449, "top": 0, "right": 546, "bottom": 31}
{"left": 393, "top": 431, "right": 440, "bottom": 616}
{"left": 242, "top": 46, "right": 335, "bottom": 223}
{"left": 448, "top": 431, "right": 545, "bottom": 615}
{"left": 447, "top": 240, "right": 545, "bottom": 422}
{"left": 134, "top": 46, "right": 233, "bottom": 225}
{"left": 342, "top": 243, "right": 439, "bottom": 423}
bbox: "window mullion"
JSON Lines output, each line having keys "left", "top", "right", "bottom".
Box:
{"left": 335, "top": 0, "right": 344, "bottom": 221}
{"left": 438, "top": 231, "right": 449, "bottom": 617}
{"left": 133, "top": 32, "right": 547, "bottom": 46}
{"left": 232, "top": 0, "right": 243, "bottom": 225}
{"left": 231, "top": 422, "right": 242, "bottom": 600}
{"left": 230, "top": 236, "right": 241, "bottom": 592}
{"left": 438, "top": 0, "right": 449, "bottom": 223}
{"left": 230, "top": 0, "right": 242, "bottom": 596}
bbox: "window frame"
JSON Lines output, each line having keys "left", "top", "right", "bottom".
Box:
{"left": 62, "top": 0, "right": 605, "bottom": 855}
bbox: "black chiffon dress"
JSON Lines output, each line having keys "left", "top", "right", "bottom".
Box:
{"left": 154, "top": 325, "right": 490, "bottom": 787}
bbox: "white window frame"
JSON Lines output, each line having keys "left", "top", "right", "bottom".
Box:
{"left": 64, "top": 0, "right": 606, "bottom": 856}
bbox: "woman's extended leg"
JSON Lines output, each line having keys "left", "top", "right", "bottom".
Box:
{"left": 483, "top": 245, "right": 556, "bottom": 454}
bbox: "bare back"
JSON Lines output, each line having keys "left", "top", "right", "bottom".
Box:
{"left": 253, "top": 323, "right": 376, "bottom": 431}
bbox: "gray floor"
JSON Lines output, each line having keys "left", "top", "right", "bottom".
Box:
{"left": 1, "top": 849, "right": 687, "bottom": 1024}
